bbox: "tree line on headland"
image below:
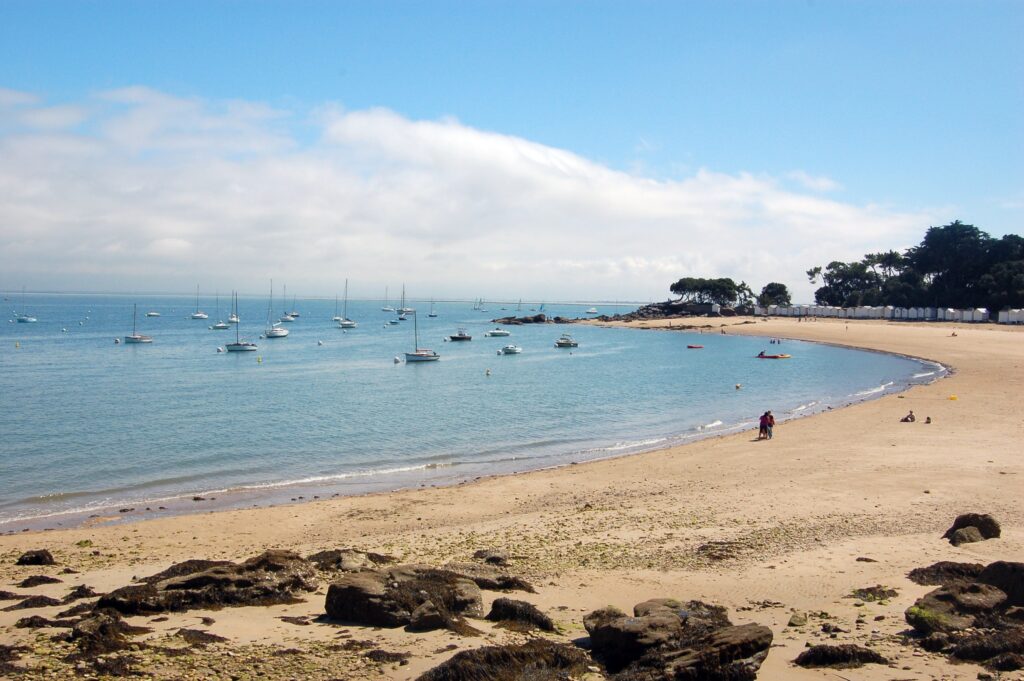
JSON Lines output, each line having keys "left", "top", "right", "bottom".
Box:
{"left": 670, "top": 221, "right": 1023, "bottom": 312}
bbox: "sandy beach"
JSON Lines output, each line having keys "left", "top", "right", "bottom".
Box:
{"left": 2, "top": 317, "right": 1022, "bottom": 680}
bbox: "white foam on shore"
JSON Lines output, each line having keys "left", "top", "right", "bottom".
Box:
{"left": 855, "top": 381, "right": 894, "bottom": 396}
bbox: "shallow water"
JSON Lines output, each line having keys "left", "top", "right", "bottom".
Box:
{"left": 0, "top": 294, "right": 943, "bottom": 529}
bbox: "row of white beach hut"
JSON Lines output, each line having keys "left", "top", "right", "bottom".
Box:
{"left": 752, "top": 305, "right": 1007, "bottom": 323}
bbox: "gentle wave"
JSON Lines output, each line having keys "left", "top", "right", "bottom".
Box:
{"left": 695, "top": 420, "right": 723, "bottom": 431}
{"left": 913, "top": 371, "right": 936, "bottom": 378}
{"left": 854, "top": 381, "right": 894, "bottom": 396}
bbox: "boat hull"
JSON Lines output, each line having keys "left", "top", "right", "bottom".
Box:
{"left": 405, "top": 351, "right": 439, "bottom": 362}
{"left": 226, "top": 342, "right": 258, "bottom": 352}
{"left": 124, "top": 335, "right": 153, "bottom": 344}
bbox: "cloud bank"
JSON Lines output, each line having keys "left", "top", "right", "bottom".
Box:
{"left": 0, "top": 87, "right": 932, "bottom": 302}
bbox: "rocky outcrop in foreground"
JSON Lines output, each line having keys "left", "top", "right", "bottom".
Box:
{"left": 905, "top": 560, "right": 1024, "bottom": 671}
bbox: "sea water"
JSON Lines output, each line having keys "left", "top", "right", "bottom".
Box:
{"left": 0, "top": 293, "right": 944, "bottom": 530}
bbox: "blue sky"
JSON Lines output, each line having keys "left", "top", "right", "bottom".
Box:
{"left": 1, "top": 1, "right": 1021, "bottom": 300}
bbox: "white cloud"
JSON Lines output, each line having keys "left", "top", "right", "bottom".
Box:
{"left": 786, "top": 170, "right": 842, "bottom": 193}
{"left": 0, "top": 89, "right": 935, "bottom": 302}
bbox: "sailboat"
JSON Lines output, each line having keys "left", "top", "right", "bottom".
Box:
{"left": 381, "top": 286, "right": 394, "bottom": 312}
{"left": 265, "top": 281, "right": 289, "bottom": 338}
{"left": 279, "top": 284, "right": 295, "bottom": 323}
{"left": 287, "top": 293, "right": 300, "bottom": 318}
{"left": 398, "top": 285, "right": 413, "bottom": 314}
{"left": 225, "top": 292, "right": 257, "bottom": 352}
{"left": 124, "top": 304, "right": 153, "bottom": 344}
{"left": 337, "top": 279, "right": 357, "bottom": 328}
{"left": 191, "top": 285, "right": 208, "bottom": 319}
{"left": 332, "top": 295, "right": 342, "bottom": 322}
{"left": 428, "top": 299, "right": 437, "bottom": 318}
{"left": 15, "top": 287, "right": 37, "bottom": 323}
{"left": 212, "top": 292, "right": 229, "bottom": 329}
{"left": 404, "top": 311, "right": 439, "bottom": 362}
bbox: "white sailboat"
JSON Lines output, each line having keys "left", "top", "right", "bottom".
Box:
{"left": 212, "top": 292, "right": 229, "bottom": 329}
{"left": 398, "top": 284, "right": 413, "bottom": 314}
{"left": 428, "top": 299, "right": 437, "bottom": 318}
{"left": 381, "top": 286, "right": 394, "bottom": 312}
{"left": 337, "top": 279, "right": 357, "bottom": 328}
{"left": 332, "top": 295, "right": 342, "bottom": 322}
{"left": 265, "top": 281, "right": 289, "bottom": 338}
{"left": 124, "top": 304, "right": 153, "bottom": 344}
{"left": 15, "top": 286, "right": 37, "bottom": 323}
{"left": 191, "top": 285, "right": 208, "bottom": 319}
{"left": 404, "top": 311, "right": 439, "bottom": 362}
{"left": 279, "top": 285, "right": 295, "bottom": 323}
{"left": 225, "top": 292, "right": 257, "bottom": 352}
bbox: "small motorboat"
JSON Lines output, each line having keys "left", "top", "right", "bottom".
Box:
{"left": 756, "top": 353, "right": 791, "bottom": 359}
{"left": 554, "top": 333, "right": 578, "bottom": 348}
{"left": 449, "top": 328, "right": 472, "bottom": 341}
{"left": 145, "top": 311, "right": 161, "bottom": 317}
{"left": 687, "top": 344, "right": 703, "bottom": 349}
{"left": 498, "top": 344, "right": 522, "bottom": 355}
{"left": 485, "top": 327, "right": 510, "bottom": 337}
{"left": 212, "top": 320, "right": 230, "bottom": 330}
{"left": 585, "top": 307, "right": 598, "bottom": 314}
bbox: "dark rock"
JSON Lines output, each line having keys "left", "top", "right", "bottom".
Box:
{"left": 15, "top": 549, "right": 54, "bottom": 566}
{"left": 905, "top": 583, "right": 1008, "bottom": 634}
{"left": 634, "top": 598, "right": 683, "bottom": 619}
{"left": 18, "top": 575, "right": 62, "bottom": 588}
{"left": 138, "top": 559, "right": 234, "bottom": 583}
{"left": 978, "top": 562, "right": 1024, "bottom": 607}
{"left": 326, "top": 571, "right": 408, "bottom": 627}
{"left": 409, "top": 601, "right": 447, "bottom": 632}
{"left": 98, "top": 549, "right": 317, "bottom": 615}
{"left": 365, "top": 649, "right": 410, "bottom": 664}
{"left": 948, "top": 627, "right": 1024, "bottom": 663}
{"left": 16, "top": 615, "right": 71, "bottom": 629}
{"left": 920, "top": 632, "right": 951, "bottom": 652}
{"left": 794, "top": 644, "right": 889, "bottom": 668}
{"left": 325, "top": 565, "right": 483, "bottom": 634}
{"left": 988, "top": 652, "right": 1024, "bottom": 671}
{"left": 175, "top": 628, "right": 228, "bottom": 646}
{"left": 307, "top": 548, "right": 396, "bottom": 572}
{"left": 677, "top": 600, "right": 733, "bottom": 641}
{"left": 2, "top": 595, "right": 62, "bottom": 611}
{"left": 943, "top": 514, "right": 1001, "bottom": 542}
{"left": 57, "top": 601, "right": 96, "bottom": 618}
{"left": 69, "top": 611, "right": 150, "bottom": 656}
{"left": 472, "top": 549, "right": 509, "bottom": 566}
{"left": 586, "top": 611, "right": 683, "bottom": 671}
{"left": 415, "top": 639, "right": 592, "bottom": 681}
{"left": 0, "top": 590, "right": 21, "bottom": 600}
{"left": 486, "top": 597, "right": 555, "bottom": 631}
{"left": 491, "top": 314, "right": 550, "bottom": 325}
{"left": 951, "top": 526, "right": 986, "bottom": 546}
{"left": 62, "top": 584, "right": 99, "bottom": 603}
{"left": 652, "top": 623, "right": 773, "bottom": 680}
{"left": 908, "top": 561, "right": 985, "bottom": 586}
{"left": 443, "top": 562, "right": 535, "bottom": 592}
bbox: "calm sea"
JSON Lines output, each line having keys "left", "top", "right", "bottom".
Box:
{"left": 0, "top": 293, "right": 943, "bottom": 530}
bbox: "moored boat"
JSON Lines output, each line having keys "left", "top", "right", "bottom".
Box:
{"left": 124, "top": 304, "right": 153, "bottom": 344}
{"left": 554, "top": 333, "right": 578, "bottom": 348}
{"left": 485, "top": 327, "right": 510, "bottom": 337}
{"left": 405, "top": 311, "right": 439, "bottom": 362}
{"left": 498, "top": 344, "right": 522, "bottom": 355}
{"left": 449, "top": 328, "right": 472, "bottom": 341}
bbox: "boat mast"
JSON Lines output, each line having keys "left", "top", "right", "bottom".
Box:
{"left": 343, "top": 279, "right": 349, "bottom": 320}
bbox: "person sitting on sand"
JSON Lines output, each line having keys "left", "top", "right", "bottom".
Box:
{"left": 900, "top": 410, "right": 916, "bottom": 422}
{"left": 925, "top": 416, "right": 932, "bottom": 424}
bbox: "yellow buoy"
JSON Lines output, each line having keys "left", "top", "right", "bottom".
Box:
{"left": 15, "top": 341, "right": 20, "bottom": 349}
{"left": 257, "top": 356, "right": 262, "bottom": 364}
{"left": 948, "top": 394, "right": 957, "bottom": 400}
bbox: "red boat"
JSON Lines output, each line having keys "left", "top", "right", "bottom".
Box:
{"left": 687, "top": 344, "right": 703, "bottom": 349}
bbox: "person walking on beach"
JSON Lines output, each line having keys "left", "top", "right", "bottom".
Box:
{"left": 758, "top": 412, "right": 769, "bottom": 440}
{"left": 766, "top": 411, "right": 775, "bottom": 439}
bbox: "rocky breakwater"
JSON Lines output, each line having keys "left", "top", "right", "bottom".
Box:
{"left": 490, "top": 313, "right": 574, "bottom": 325}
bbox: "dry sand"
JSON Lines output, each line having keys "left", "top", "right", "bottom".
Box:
{"left": 1, "top": 317, "right": 1021, "bottom": 679}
